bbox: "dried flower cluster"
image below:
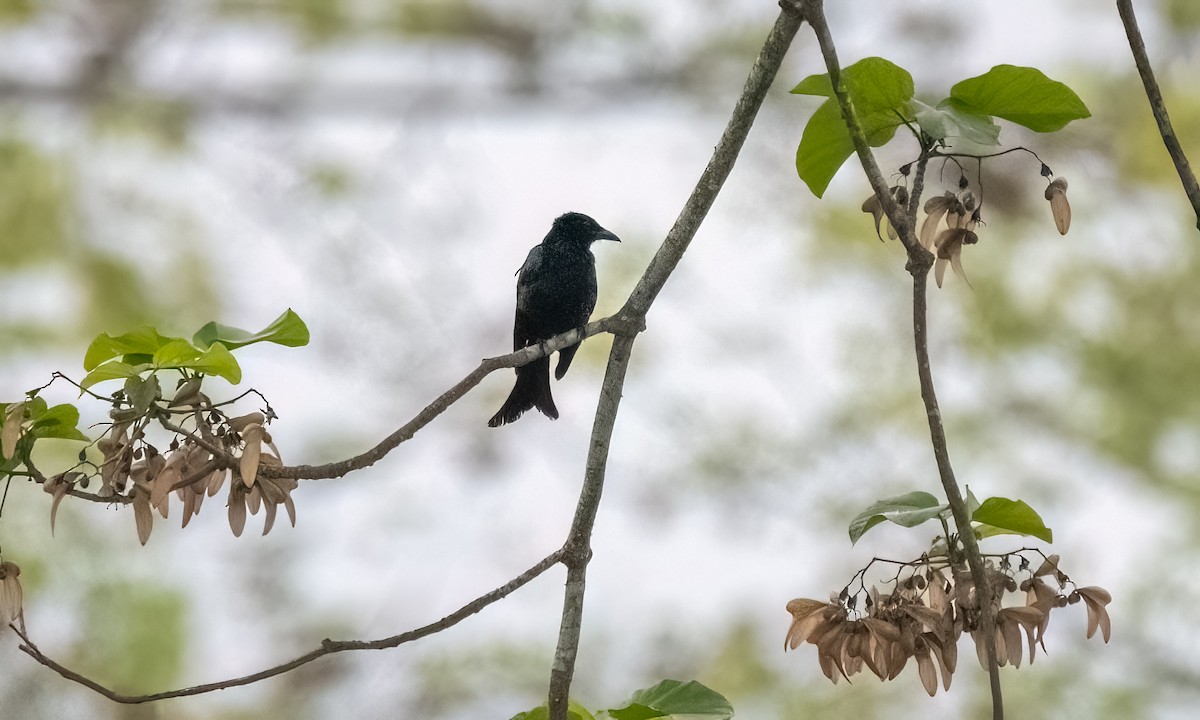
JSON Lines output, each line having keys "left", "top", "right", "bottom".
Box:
{"left": 861, "top": 163, "right": 1072, "bottom": 288}
{"left": 785, "top": 552, "right": 1110, "bottom": 696}
{"left": 45, "top": 378, "right": 296, "bottom": 544}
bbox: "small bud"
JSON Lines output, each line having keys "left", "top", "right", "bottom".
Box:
{"left": 1040, "top": 163, "right": 1053, "bottom": 178}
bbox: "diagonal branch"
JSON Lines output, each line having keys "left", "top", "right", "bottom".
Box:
{"left": 546, "top": 4, "right": 807, "bottom": 718}
{"left": 14, "top": 548, "right": 564, "bottom": 703}
{"left": 256, "top": 318, "right": 615, "bottom": 481}
{"left": 1117, "top": 0, "right": 1200, "bottom": 231}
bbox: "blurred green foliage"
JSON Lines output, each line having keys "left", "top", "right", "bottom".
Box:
{"left": 79, "top": 581, "right": 186, "bottom": 693}
{"left": 0, "top": 138, "right": 70, "bottom": 266}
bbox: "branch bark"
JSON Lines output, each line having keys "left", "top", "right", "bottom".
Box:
{"left": 14, "top": 549, "right": 564, "bottom": 703}
{"left": 1117, "top": 0, "right": 1200, "bottom": 231}
{"left": 546, "top": 5, "right": 806, "bottom": 718}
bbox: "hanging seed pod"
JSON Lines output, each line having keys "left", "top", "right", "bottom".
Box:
{"left": 1044, "top": 177, "right": 1071, "bottom": 235}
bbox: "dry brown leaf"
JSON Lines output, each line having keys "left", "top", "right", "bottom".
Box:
{"left": 0, "top": 561, "right": 22, "bottom": 625}
{"left": 1, "top": 402, "right": 23, "bottom": 460}
{"left": 227, "top": 490, "right": 247, "bottom": 537}
{"left": 46, "top": 476, "right": 70, "bottom": 536}
{"left": 228, "top": 412, "right": 265, "bottom": 432}
{"left": 915, "top": 647, "right": 938, "bottom": 697}
{"left": 206, "top": 467, "right": 227, "bottom": 497}
{"left": 1077, "top": 586, "right": 1112, "bottom": 642}
{"left": 132, "top": 488, "right": 153, "bottom": 546}
{"left": 239, "top": 423, "right": 264, "bottom": 488}
{"left": 1033, "top": 554, "right": 1061, "bottom": 578}
{"left": 920, "top": 193, "right": 955, "bottom": 249}
{"left": 262, "top": 501, "right": 278, "bottom": 536}
{"left": 785, "top": 599, "right": 834, "bottom": 651}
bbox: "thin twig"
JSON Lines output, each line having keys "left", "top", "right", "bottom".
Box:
{"left": 1117, "top": 0, "right": 1200, "bottom": 230}
{"left": 546, "top": 5, "right": 806, "bottom": 719}
{"left": 14, "top": 549, "right": 564, "bottom": 703}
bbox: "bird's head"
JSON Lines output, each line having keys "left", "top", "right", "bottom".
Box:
{"left": 550, "top": 212, "right": 621, "bottom": 245}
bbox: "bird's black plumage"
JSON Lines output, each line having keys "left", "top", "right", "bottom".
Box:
{"left": 488, "top": 212, "right": 620, "bottom": 427}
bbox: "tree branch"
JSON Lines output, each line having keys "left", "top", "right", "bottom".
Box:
{"left": 1117, "top": 0, "right": 1200, "bottom": 231}
{"left": 546, "top": 4, "right": 806, "bottom": 718}
{"left": 14, "top": 548, "right": 564, "bottom": 703}
{"left": 256, "top": 318, "right": 614, "bottom": 481}
{"left": 800, "top": 0, "right": 1001, "bottom": 716}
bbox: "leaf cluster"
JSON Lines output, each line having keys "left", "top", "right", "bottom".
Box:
{"left": 792, "top": 59, "right": 1090, "bottom": 196}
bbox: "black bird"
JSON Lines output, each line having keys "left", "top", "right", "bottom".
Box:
{"left": 488, "top": 212, "right": 620, "bottom": 427}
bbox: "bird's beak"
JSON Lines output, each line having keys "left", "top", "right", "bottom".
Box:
{"left": 597, "top": 228, "right": 621, "bottom": 243}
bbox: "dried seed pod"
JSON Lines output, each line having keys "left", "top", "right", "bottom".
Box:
{"left": 229, "top": 412, "right": 266, "bottom": 432}
{"left": 239, "top": 423, "right": 265, "bottom": 488}
{"left": 132, "top": 487, "right": 154, "bottom": 545}
{"left": 1044, "top": 177, "right": 1070, "bottom": 235}
{"left": 0, "top": 561, "right": 23, "bottom": 625}
{"left": 169, "top": 377, "right": 204, "bottom": 408}
{"left": 227, "top": 488, "right": 247, "bottom": 537}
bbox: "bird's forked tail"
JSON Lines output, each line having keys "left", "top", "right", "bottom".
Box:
{"left": 487, "top": 356, "right": 558, "bottom": 427}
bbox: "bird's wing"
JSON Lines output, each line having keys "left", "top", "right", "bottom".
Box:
{"left": 512, "top": 245, "right": 543, "bottom": 350}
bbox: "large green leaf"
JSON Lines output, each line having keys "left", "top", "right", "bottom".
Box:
{"left": 81, "top": 361, "right": 152, "bottom": 390}
{"left": 30, "top": 403, "right": 90, "bottom": 442}
{"left": 792, "top": 57, "right": 914, "bottom": 197}
{"left": 971, "top": 497, "right": 1053, "bottom": 543}
{"left": 192, "top": 308, "right": 310, "bottom": 351}
{"left": 848, "top": 491, "right": 947, "bottom": 545}
{"left": 84, "top": 327, "right": 184, "bottom": 371}
{"left": 174, "top": 343, "right": 242, "bottom": 384}
{"left": 949, "top": 65, "right": 1090, "bottom": 132}
{"left": 608, "top": 680, "right": 733, "bottom": 720}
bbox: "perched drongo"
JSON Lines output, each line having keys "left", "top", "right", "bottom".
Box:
{"left": 488, "top": 212, "right": 620, "bottom": 427}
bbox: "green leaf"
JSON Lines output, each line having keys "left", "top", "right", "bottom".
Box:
{"left": 971, "top": 497, "right": 1053, "bottom": 543}
{"left": 965, "top": 486, "right": 981, "bottom": 517}
{"left": 949, "top": 65, "right": 1090, "bottom": 132}
{"left": 790, "top": 72, "right": 834, "bottom": 98}
{"left": 508, "top": 703, "right": 591, "bottom": 720}
{"left": 81, "top": 362, "right": 151, "bottom": 389}
{"left": 124, "top": 375, "right": 161, "bottom": 413}
{"left": 848, "top": 491, "right": 948, "bottom": 545}
{"left": 176, "top": 343, "right": 242, "bottom": 384}
{"left": 30, "top": 403, "right": 89, "bottom": 442}
{"left": 608, "top": 680, "right": 733, "bottom": 720}
{"left": 84, "top": 327, "right": 183, "bottom": 371}
{"left": 910, "top": 98, "right": 1001, "bottom": 146}
{"left": 793, "top": 57, "right": 914, "bottom": 197}
{"left": 192, "top": 309, "right": 310, "bottom": 351}
{"left": 153, "top": 339, "right": 202, "bottom": 367}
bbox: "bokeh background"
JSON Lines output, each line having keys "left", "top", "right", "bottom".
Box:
{"left": 1, "top": 0, "right": 1198, "bottom": 718}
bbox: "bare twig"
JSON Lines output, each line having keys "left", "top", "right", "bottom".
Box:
{"left": 800, "top": 0, "right": 1002, "bottom": 716}
{"left": 1117, "top": 0, "right": 1200, "bottom": 230}
{"left": 14, "top": 549, "right": 564, "bottom": 703}
{"left": 546, "top": 5, "right": 806, "bottom": 718}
